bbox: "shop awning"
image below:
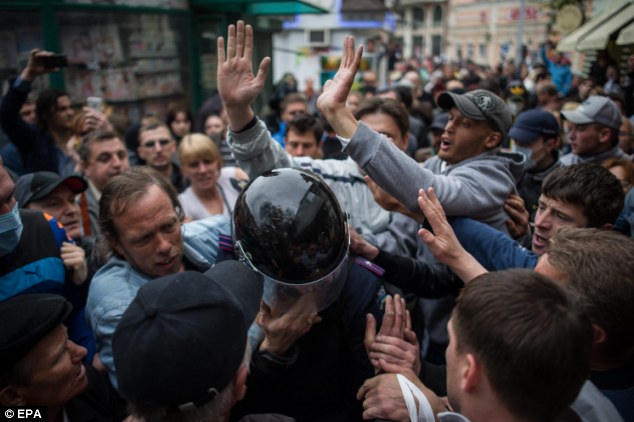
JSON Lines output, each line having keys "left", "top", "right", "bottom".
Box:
{"left": 557, "top": 1, "right": 631, "bottom": 52}
{"left": 576, "top": 3, "right": 634, "bottom": 50}
{"left": 190, "top": 0, "right": 330, "bottom": 14}
{"left": 616, "top": 19, "right": 634, "bottom": 44}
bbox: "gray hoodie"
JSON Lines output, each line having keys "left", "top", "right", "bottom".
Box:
{"left": 343, "top": 122, "right": 526, "bottom": 234}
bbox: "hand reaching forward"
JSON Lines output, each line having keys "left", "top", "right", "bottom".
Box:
{"left": 217, "top": 21, "right": 271, "bottom": 130}
{"left": 418, "top": 187, "right": 486, "bottom": 283}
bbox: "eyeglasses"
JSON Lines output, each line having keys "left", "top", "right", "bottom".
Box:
{"left": 142, "top": 138, "right": 172, "bottom": 148}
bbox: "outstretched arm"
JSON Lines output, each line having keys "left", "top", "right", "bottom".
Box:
{"left": 217, "top": 20, "right": 271, "bottom": 132}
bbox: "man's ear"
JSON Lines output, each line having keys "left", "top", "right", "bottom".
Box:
{"left": 0, "top": 385, "right": 27, "bottom": 406}
{"left": 232, "top": 365, "right": 249, "bottom": 403}
{"left": 597, "top": 127, "right": 612, "bottom": 145}
{"left": 484, "top": 131, "right": 502, "bottom": 150}
{"left": 462, "top": 353, "right": 481, "bottom": 392}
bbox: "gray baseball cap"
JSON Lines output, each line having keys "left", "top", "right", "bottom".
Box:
{"left": 437, "top": 89, "right": 512, "bottom": 139}
{"left": 561, "top": 96, "right": 622, "bottom": 129}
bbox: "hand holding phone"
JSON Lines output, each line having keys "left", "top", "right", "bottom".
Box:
{"left": 35, "top": 54, "right": 68, "bottom": 69}
{"left": 87, "top": 97, "right": 104, "bottom": 112}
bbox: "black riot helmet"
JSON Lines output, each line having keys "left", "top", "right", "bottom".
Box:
{"left": 233, "top": 168, "right": 350, "bottom": 313}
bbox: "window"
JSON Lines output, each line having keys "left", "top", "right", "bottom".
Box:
{"left": 433, "top": 6, "right": 443, "bottom": 27}
{"left": 432, "top": 35, "right": 442, "bottom": 57}
{"left": 413, "top": 8, "right": 425, "bottom": 29}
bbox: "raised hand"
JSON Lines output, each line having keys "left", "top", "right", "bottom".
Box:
{"left": 316, "top": 36, "right": 362, "bottom": 139}
{"left": 20, "top": 49, "right": 58, "bottom": 82}
{"left": 365, "top": 294, "right": 421, "bottom": 373}
{"left": 61, "top": 241, "right": 88, "bottom": 286}
{"left": 217, "top": 20, "right": 271, "bottom": 131}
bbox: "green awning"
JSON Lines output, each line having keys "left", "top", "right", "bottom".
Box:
{"left": 557, "top": 1, "right": 631, "bottom": 52}
{"left": 616, "top": 19, "right": 634, "bottom": 44}
{"left": 576, "top": 3, "right": 634, "bottom": 50}
{"left": 190, "top": 0, "right": 329, "bottom": 14}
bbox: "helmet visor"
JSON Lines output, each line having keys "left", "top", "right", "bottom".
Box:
{"left": 261, "top": 255, "right": 351, "bottom": 315}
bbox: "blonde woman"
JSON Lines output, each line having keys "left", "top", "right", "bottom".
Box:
{"left": 177, "top": 133, "right": 248, "bottom": 220}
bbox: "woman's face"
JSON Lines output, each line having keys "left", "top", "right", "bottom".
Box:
{"left": 183, "top": 158, "right": 220, "bottom": 191}
{"left": 171, "top": 111, "right": 191, "bottom": 138}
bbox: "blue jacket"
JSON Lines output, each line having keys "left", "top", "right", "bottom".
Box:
{"left": 452, "top": 217, "right": 539, "bottom": 270}
{"left": 0, "top": 209, "right": 95, "bottom": 360}
{"left": 86, "top": 215, "right": 232, "bottom": 387}
{"left": 540, "top": 45, "right": 572, "bottom": 96}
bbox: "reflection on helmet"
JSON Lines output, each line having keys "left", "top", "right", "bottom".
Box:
{"left": 234, "top": 168, "right": 350, "bottom": 312}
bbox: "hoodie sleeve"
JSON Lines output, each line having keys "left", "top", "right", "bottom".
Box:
{"left": 343, "top": 122, "right": 515, "bottom": 222}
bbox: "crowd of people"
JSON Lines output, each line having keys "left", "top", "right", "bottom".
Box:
{"left": 1, "top": 19, "right": 633, "bottom": 422}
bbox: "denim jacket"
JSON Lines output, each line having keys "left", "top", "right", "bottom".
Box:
{"left": 86, "top": 215, "right": 231, "bottom": 387}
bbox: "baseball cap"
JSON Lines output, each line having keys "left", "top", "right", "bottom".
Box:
{"left": 561, "top": 96, "right": 622, "bottom": 129}
{"left": 437, "top": 89, "right": 512, "bottom": 139}
{"left": 15, "top": 171, "right": 88, "bottom": 208}
{"left": 0, "top": 294, "right": 72, "bottom": 375}
{"left": 112, "top": 260, "right": 263, "bottom": 412}
{"left": 509, "top": 109, "right": 560, "bottom": 145}
{"left": 430, "top": 112, "right": 449, "bottom": 131}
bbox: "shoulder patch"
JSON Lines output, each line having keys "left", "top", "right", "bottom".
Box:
{"left": 354, "top": 256, "right": 385, "bottom": 277}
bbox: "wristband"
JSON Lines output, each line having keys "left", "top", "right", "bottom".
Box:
{"left": 235, "top": 115, "right": 258, "bottom": 133}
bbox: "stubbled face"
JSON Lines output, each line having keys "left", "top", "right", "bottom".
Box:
{"left": 170, "top": 112, "right": 191, "bottom": 138}
{"left": 361, "top": 112, "right": 408, "bottom": 152}
{"left": 83, "top": 138, "right": 130, "bottom": 192}
{"left": 28, "top": 185, "right": 82, "bottom": 238}
{"left": 138, "top": 127, "right": 176, "bottom": 171}
{"left": 110, "top": 185, "right": 184, "bottom": 278}
{"left": 13, "top": 325, "right": 88, "bottom": 406}
{"left": 281, "top": 102, "right": 307, "bottom": 124}
{"left": 531, "top": 194, "right": 588, "bottom": 255}
{"left": 439, "top": 108, "right": 494, "bottom": 164}
{"left": 285, "top": 129, "right": 320, "bottom": 158}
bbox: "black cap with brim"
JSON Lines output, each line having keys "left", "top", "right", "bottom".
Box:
{"left": 15, "top": 172, "right": 88, "bottom": 208}
{"left": 0, "top": 294, "right": 72, "bottom": 375}
{"left": 113, "top": 261, "right": 263, "bottom": 411}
